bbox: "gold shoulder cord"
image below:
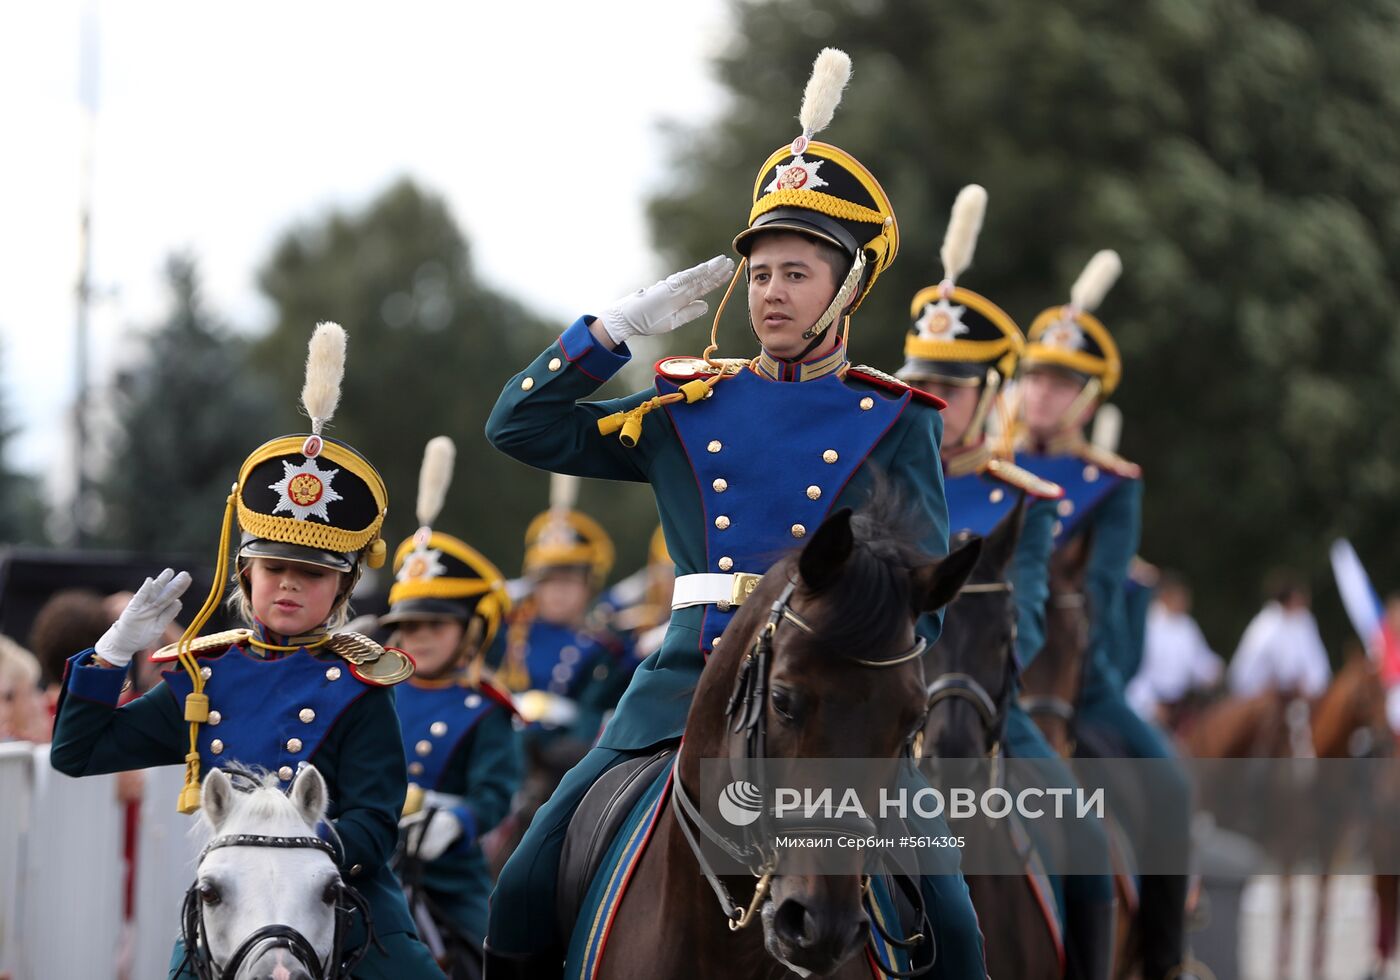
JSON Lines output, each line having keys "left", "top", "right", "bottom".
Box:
{"left": 596, "top": 260, "right": 749, "bottom": 448}
{"left": 173, "top": 490, "right": 237, "bottom": 813}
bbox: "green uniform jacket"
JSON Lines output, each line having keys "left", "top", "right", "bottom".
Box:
{"left": 486, "top": 317, "right": 950, "bottom": 751}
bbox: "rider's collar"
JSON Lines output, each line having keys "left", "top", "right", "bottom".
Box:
{"left": 942, "top": 439, "right": 994, "bottom": 478}
{"left": 1040, "top": 429, "right": 1088, "bottom": 457}
{"left": 753, "top": 338, "right": 848, "bottom": 383}
{"left": 249, "top": 620, "right": 331, "bottom": 657}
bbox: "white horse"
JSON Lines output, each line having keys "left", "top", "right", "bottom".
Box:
{"left": 179, "top": 765, "right": 371, "bottom": 980}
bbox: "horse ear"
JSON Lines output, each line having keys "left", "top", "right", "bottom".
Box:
{"left": 289, "top": 765, "right": 329, "bottom": 828}
{"left": 982, "top": 494, "right": 1027, "bottom": 575}
{"left": 799, "top": 507, "right": 855, "bottom": 592}
{"left": 201, "top": 768, "right": 233, "bottom": 830}
{"left": 913, "top": 536, "right": 983, "bottom": 613}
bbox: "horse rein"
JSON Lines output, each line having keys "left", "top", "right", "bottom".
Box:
{"left": 1018, "top": 584, "right": 1087, "bottom": 732}
{"left": 670, "top": 578, "right": 937, "bottom": 977}
{"left": 180, "top": 828, "right": 377, "bottom": 980}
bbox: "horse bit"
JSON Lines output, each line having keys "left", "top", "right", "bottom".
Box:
{"left": 670, "top": 578, "right": 938, "bottom": 978}
{"left": 179, "top": 775, "right": 377, "bottom": 980}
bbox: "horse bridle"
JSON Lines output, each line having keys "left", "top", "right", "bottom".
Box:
{"left": 180, "top": 827, "right": 377, "bottom": 980}
{"left": 670, "top": 579, "right": 936, "bottom": 978}
{"left": 1018, "top": 587, "right": 1087, "bottom": 732}
{"left": 924, "top": 580, "right": 1017, "bottom": 786}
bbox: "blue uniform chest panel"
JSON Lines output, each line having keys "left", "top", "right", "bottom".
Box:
{"left": 1016, "top": 452, "right": 1129, "bottom": 542}
{"left": 944, "top": 470, "right": 1021, "bottom": 537}
{"left": 523, "top": 621, "right": 610, "bottom": 696}
{"left": 396, "top": 682, "right": 499, "bottom": 789}
{"left": 661, "top": 369, "right": 907, "bottom": 642}
{"left": 162, "top": 646, "right": 367, "bottom": 780}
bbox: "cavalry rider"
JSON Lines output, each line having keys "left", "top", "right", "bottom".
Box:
{"left": 48, "top": 323, "right": 444, "bottom": 978}
{"left": 496, "top": 474, "right": 625, "bottom": 753}
{"left": 895, "top": 185, "right": 1115, "bottom": 980}
{"left": 1014, "top": 254, "right": 1194, "bottom": 980}
{"left": 483, "top": 48, "right": 985, "bottom": 980}
{"left": 383, "top": 435, "right": 522, "bottom": 961}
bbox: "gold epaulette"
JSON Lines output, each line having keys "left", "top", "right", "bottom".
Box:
{"left": 328, "top": 632, "right": 415, "bottom": 686}
{"left": 150, "top": 628, "right": 253, "bottom": 663}
{"left": 1075, "top": 442, "right": 1142, "bottom": 480}
{"left": 847, "top": 365, "right": 945, "bottom": 409}
{"left": 655, "top": 355, "right": 750, "bottom": 380}
{"left": 984, "top": 458, "right": 1064, "bottom": 500}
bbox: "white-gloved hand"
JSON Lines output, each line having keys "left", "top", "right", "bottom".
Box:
{"left": 400, "top": 808, "right": 463, "bottom": 862}
{"left": 597, "top": 255, "right": 735, "bottom": 347}
{"left": 94, "top": 568, "right": 192, "bottom": 668}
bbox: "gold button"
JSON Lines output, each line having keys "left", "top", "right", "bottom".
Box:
{"left": 416, "top": 739, "right": 433, "bottom": 756}
{"left": 200, "top": 666, "right": 212, "bottom": 680}
{"left": 989, "top": 489, "right": 1005, "bottom": 504}
{"left": 299, "top": 708, "right": 315, "bottom": 724}
{"left": 859, "top": 397, "right": 874, "bottom": 410}
{"left": 712, "top": 636, "right": 722, "bottom": 646}
{"left": 408, "top": 762, "right": 424, "bottom": 776}
{"left": 707, "top": 440, "right": 722, "bottom": 453}
{"left": 1083, "top": 465, "right": 1100, "bottom": 482}
{"left": 791, "top": 524, "right": 806, "bottom": 538}
{"left": 823, "top": 450, "right": 838, "bottom": 464}
{"left": 348, "top": 864, "right": 362, "bottom": 876}
{"left": 210, "top": 739, "right": 224, "bottom": 755}
{"left": 430, "top": 721, "right": 448, "bottom": 737}
{"left": 325, "top": 666, "right": 341, "bottom": 681}
{"left": 718, "top": 557, "right": 734, "bottom": 572}
{"left": 520, "top": 377, "right": 535, "bottom": 391}
{"left": 715, "top": 516, "right": 731, "bottom": 530}
{"left": 278, "top": 766, "right": 294, "bottom": 781}
{"left": 548, "top": 357, "right": 562, "bottom": 371}
{"left": 286, "top": 738, "right": 303, "bottom": 753}
{"left": 1058, "top": 499, "right": 1075, "bottom": 517}
{"left": 806, "top": 485, "right": 822, "bottom": 500}
{"left": 712, "top": 478, "right": 728, "bottom": 492}
{"left": 208, "top": 711, "right": 222, "bottom": 726}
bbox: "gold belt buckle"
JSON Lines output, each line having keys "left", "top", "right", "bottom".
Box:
{"left": 730, "top": 572, "right": 762, "bottom": 607}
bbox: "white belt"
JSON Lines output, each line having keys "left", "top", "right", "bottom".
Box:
{"left": 672, "top": 571, "right": 764, "bottom": 611}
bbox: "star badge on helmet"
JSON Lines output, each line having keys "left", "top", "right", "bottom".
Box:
{"left": 914, "top": 298, "right": 971, "bottom": 342}
{"left": 269, "top": 457, "right": 343, "bottom": 522}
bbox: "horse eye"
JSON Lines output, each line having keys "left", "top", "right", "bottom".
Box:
{"left": 322, "top": 881, "right": 340, "bottom": 905}
{"left": 771, "top": 688, "right": 795, "bottom": 720}
{"left": 199, "top": 883, "right": 222, "bottom": 906}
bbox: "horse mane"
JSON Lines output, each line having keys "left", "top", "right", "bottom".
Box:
{"left": 799, "top": 476, "right": 932, "bottom": 655}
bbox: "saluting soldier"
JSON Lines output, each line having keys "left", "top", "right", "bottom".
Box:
{"left": 894, "top": 185, "right": 1115, "bottom": 980}
{"left": 1014, "top": 253, "right": 1194, "bottom": 980}
{"left": 383, "top": 436, "right": 523, "bottom": 970}
{"left": 496, "top": 474, "right": 625, "bottom": 751}
{"left": 483, "top": 48, "right": 984, "bottom": 980}
{"left": 48, "top": 323, "right": 444, "bottom": 978}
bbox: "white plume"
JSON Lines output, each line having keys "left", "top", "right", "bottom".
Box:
{"left": 940, "top": 184, "right": 987, "bottom": 285}
{"left": 1091, "top": 403, "right": 1123, "bottom": 452}
{"left": 416, "top": 436, "right": 456, "bottom": 528}
{"left": 549, "top": 473, "right": 579, "bottom": 512}
{"left": 798, "top": 48, "right": 852, "bottom": 138}
{"left": 1070, "top": 250, "right": 1122, "bottom": 313}
{"left": 301, "top": 322, "right": 346, "bottom": 434}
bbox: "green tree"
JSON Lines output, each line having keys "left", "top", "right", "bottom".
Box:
{"left": 0, "top": 342, "right": 46, "bottom": 544}
{"left": 648, "top": 0, "right": 1400, "bottom": 649}
{"left": 254, "top": 178, "right": 655, "bottom": 583}
{"left": 96, "top": 254, "right": 277, "bottom": 552}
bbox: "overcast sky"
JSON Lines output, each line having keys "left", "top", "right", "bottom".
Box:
{"left": 0, "top": 0, "right": 730, "bottom": 504}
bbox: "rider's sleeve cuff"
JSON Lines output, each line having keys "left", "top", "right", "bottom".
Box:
{"left": 451, "top": 805, "right": 478, "bottom": 850}
{"left": 560, "top": 316, "right": 630, "bottom": 382}
{"left": 64, "top": 649, "right": 127, "bottom": 704}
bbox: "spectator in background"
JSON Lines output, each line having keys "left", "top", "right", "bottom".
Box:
{"left": 0, "top": 635, "right": 48, "bottom": 742}
{"left": 1128, "top": 572, "right": 1223, "bottom": 721}
{"left": 30, "top": 588, "right": 113, "bottom": 718}
{"left": 1229, "top": 570, "right": 1332, "bottom": 699}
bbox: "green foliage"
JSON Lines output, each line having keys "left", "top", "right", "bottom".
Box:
{"left": 253, "top": 178, "right": 655, "bottom": 584}
{"left": 648, "top": 0, "right": 1400, "bottom": 649}
{"left": 96, "top": 255, "right": 277, "bottom": 552}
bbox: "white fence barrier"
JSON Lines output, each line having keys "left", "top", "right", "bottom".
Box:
{"left": 0, "top": 746, "right": 201, "bottom": 980}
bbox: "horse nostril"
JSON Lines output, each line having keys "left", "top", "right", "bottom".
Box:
{"left": 773, "top": 897, "right": 817, "bottom": 948}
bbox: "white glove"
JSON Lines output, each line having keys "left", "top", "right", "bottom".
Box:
{"left": 400, "top": 808, "right": 463, "bottom": 862}
{"left": 597, "top": 255, "right": 735, "bottom": 346}
{"left": 94, "top": 568, "right": 192, "bottom": 668}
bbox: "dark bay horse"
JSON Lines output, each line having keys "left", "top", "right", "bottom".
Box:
{"left": 592, "top": 497, "right": 979, "bottom": 979}
{"left": 923, "top": 501, "right": 1062, "bottom": 980}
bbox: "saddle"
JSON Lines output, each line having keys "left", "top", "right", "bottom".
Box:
{"left": 556, "top": 748, "right": 675, "bottom": 939}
